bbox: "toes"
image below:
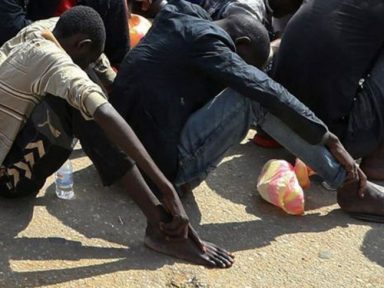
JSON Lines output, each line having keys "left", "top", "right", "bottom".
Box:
{"left": 215, "top": 250, "right": 235, "bottom": 263}
{"left": 205, "top": 248, "right": 233, "bottom": 268}
{"left": 206, "top": 246, "right": 234, "bottom": 264}
{"left": 207, "top": 253, "right": 227, "bottom": 268}
{"left": 204, "top": 242, "right": 234, "bottom": 255}
{"left": 204, "top": 241, "right": 235, "bottom": 260}
{"left": 213, "top": 253, "right": 233, "bottom": 267}
{"left": 201, "top": 254, "right": 219, "bottom": 268}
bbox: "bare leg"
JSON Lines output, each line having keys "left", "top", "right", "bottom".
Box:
{"left": 120, "top": 166, "right": 234, "bottom": 268}
{"left": 360, "top": 142, "right": 384, "bottom": 181}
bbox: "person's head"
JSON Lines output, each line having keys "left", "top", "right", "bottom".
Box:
{"left": 269, "top": 0, "right": 303, "bottom": 18}
{"left": 52, "top": 6, "right": 106, "bottom": 69}
{"left": 216, "top": 14, "right": 270, "bottom": 69}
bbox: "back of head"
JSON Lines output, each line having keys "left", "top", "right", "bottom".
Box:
{"left": 225, "top": 13, "right": 270, "bottom": 69}
{"left": 53, "top": 6, "right": 106, "bottom": 52}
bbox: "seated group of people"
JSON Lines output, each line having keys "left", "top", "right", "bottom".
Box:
{"left": 0, "top": 0, "right": 383, "bottom": 268}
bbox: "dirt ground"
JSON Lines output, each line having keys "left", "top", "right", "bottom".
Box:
{"left": 1, "top": 130, "right": 383, "bottom": 288}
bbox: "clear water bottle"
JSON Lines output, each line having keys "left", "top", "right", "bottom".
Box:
{"left": 55, "top": 160, "right": 75, "bottom": 200}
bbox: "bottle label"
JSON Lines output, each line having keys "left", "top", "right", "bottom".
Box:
{"left": 56, "top": 173, "right": 73, "bottom": 187}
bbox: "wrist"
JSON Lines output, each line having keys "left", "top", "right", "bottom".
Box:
{"left": 158, "top": 180, "right": 175, "bottom": 196}
{"left": 321, "top": 131, "right": 338, "bottom": 146}
{"left": 151, "top": 204, "right": 172, "bottom": 225}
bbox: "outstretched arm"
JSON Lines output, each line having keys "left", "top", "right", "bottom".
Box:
{"left": 189, "top": 33, "right": 365, "bottom": 190}
{"left": 38, "top": 47, "right": 190, "bottom": 235}
{"left": 33, "top": 42, "right": 233, "bottom": 267}
{"left": 93, "top": 102, "right": 189, "bottom": 230}
{"left": 93, "top": 103, "right": 234, "bottom": 268}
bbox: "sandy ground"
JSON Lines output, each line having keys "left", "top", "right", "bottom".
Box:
{"left": 1, "top": 130, "right": 383, "bottom": 288}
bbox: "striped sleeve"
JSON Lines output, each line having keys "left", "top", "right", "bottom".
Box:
{"left": 31, "top": 43, "right": 108, "bottom": 120}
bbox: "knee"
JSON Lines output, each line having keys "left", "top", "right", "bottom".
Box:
{"left": 0, "top": 179, "right": 40, "bottom": 199}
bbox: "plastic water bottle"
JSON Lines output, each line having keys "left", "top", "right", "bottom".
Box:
{"left": 55, "top": 160, "right": 75, "bottom": 200}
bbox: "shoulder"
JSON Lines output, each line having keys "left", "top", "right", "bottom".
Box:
{"left": 16, "top": 37, "right": 74, "bottom": 72}
{"left": 187, "top": 20, "right": 235, "bottom": 52}
{"left": 20, "top": 17, "right": 59, "bottom": 41}
{"left": 27, "top": 17, "right": 59, "bottom": 33}
{"left": 163, "top": 0, "right": 212, "bottom": 20}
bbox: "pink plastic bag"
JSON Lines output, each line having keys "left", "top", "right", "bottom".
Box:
{"left": 257, "top": 159, "right": 314, "bottom": 215}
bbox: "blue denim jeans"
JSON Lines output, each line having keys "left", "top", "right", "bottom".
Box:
{"left": 174, "top": 88, "right": 346, "bottom": 189}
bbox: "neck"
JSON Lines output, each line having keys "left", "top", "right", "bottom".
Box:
{"left": 52, "top": 32, "right": 70, "bottom": 53}
{"left": 214, "top": 18, "right": 237, "bottom": 42}
{"left": 214, "top": 19, "right": 228, "bottom": 31}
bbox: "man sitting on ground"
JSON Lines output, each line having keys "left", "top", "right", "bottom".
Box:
{"left": 114, "top": 0, "right": 384, "bottom": 222}
{"left": 0, "top": 0, "right": 129, "bottom": 66}
{"left": 274, "top": 0, "right": 384, "bottom": 183}
{"left": 0, "top": 6, "right": 234, "bottom": 268}
{"left": 177, "top": 0, "right": 303, "bottom": 147}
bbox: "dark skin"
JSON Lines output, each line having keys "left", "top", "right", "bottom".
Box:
{"left": 360, "top": 142, "right": 384, "bottom": 181}
{"left": 222, "top": 5, "right": 380, "bottom": 213}
{"left": 214, "top": 19, "right": 367, "bottom": 199}
{"left": 230, "top": 20, "right": 378, "bottom": 210}
{"left": 54, "top": 31, "right": 234, "bottom": 267}
{"left": 134, "top": 0, "right": 368, "bottom": 199}
{"left": 268, "top": 2, "right": 383, "bottom": 184}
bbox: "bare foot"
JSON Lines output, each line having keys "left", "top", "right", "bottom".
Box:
{"left": 144, "top": 225, "right": 234, "bottom": 268}
{"left": 360, "top": 158, "right": 384, "bottom": 181}
{"left": 360, "top": 142, "right": 384, "bottom": 181}
{"left": 337, "top": 180, "right": 384, "bottom": 222}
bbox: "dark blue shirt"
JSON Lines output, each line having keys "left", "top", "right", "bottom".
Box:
{"left": 112, "top": 0, "right": 327, "bottom": 180}
{"left": 0, "top": 0, "right": 31, "bottom": 46}
{"left": 274, "top": 0, "right": 384, "bottom": 136}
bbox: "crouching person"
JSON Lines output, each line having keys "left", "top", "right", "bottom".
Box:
{"left": 0, "top": 6, "right": 234, "bottom": 268}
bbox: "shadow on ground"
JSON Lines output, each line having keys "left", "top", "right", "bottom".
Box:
{"left": 0, "top": 138, "right": 382, "bottom": 287}
{"left": 0, "top": 162, "right": 173, "bottom": 287}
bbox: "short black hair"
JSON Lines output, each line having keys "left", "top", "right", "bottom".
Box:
{"left": 227, "top": 13, "right": 270, "bottom": 68}
{"left": 53, "top": 6, "right": 106, "bottom": 51}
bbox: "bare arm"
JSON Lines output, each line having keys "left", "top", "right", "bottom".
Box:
{"left": 93, "top": 102, "right": 191, "bottom": 238}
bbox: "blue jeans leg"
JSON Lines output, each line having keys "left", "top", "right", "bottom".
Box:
{"left": 175, "top": 88, "right": 261, "bottom": 188}
{"left": 259, "top": 112, "right": 347, "bottom": 188}
{"left": 175, "top": 88, "right": 347, "bottom": 189}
